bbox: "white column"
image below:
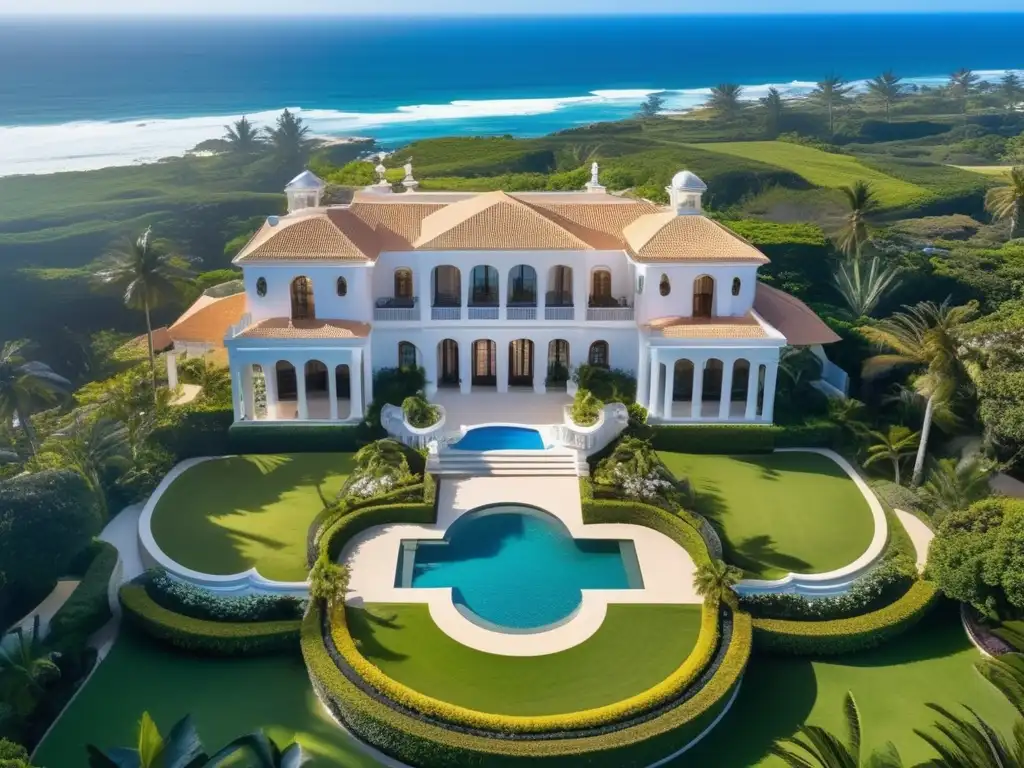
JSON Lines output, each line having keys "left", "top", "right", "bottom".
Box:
{"left": 745, "top": 363, "right": 759, "bottom": 421}
{"left": 663, "top": 356, "right": 676, "bottom": 421}
{"left": 496, "top": 341, "right": 509, "bottom": 393}
{"left": 350, "top": 349, "right": 364, "bottom": 420}
{"left": 762, "top": 361, "right": 779, "bottom": 424}
{"left": 536, "top": 266, "right": 547, "bottom": 314}
{"left": 533, "top": 339, "right": 546, "bottom": 393}
{"left": 362, "top": 344, "right": 373, "bottom": 408}
{"left": 460, "top": 268, "right": 470, "bottom": 321}
{"left": 264, "top": 360, "right": 279, "bottom": 420}
{"left": 718, "top": 358, "right": 734, "bottom": 421}
{"left": 231, "top": 363, "right": 243, "bottom": 422}
{"left": 328, "top": 362, "right": 339, "bottom": 421}
{"left": 166, "top": 352, "right": 178, "bottom": 389}
{"left": 297, "top": 360, "right": 308, "bottom": 420}
{"left": 636, "top": 343, "right": 649, "bottom": 409}
{"left": 424, "top": 343, "right": 439, "bottom": 397}
{"left": 459, "top": 341, "right": 472, "bottom": 394}
{"left": 690, "top": 358, "right": 705, "bottom": 420}
{"left": 572, "top": 265, "right": 587, "bottom": 320}
{"left": 498, "top": 269, "right": 507, "bottom": 321}
{"left": 420, "top": 266, "right": 430, "bottom": 322}
{"left": 647, "top": 348, "right": 660, "bottom": 418}
{"left": 242, "top": 365, "right": 255, "bottom": 421}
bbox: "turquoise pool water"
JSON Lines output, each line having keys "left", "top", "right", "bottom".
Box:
{"left": 398, "top": 506, "right": 642, "bottom": 631}
{"left": 451, "top": 425, "right": 544, "bottom": 451}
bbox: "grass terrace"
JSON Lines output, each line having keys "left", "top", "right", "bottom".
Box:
{"left": 347, "top": 603, "right": 703, "bottom": 715}
{"left": 150, "top": 453, "right": 353, "bottom": 582}
{"left": 658, "top": 452, "right": 875, "bottom": 580}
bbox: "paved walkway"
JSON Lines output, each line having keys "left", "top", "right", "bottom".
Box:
{"left": 8, "top": 580, "right": 80, "bottom": 639}
{"left": 894, "top": 508, "right": 934, "bottom": 572}
{"left": 991, "top": 472, "right": 1024, "bottom": 499}
{"left": 343, "top": 475, "right": 699, "bottom": 656}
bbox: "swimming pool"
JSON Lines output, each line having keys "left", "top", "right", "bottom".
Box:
{"left": 397, "top": 505, "right": 642, "bottom": 631}
{"left": 451, "top": 425, "right": 545, "bottom": 451}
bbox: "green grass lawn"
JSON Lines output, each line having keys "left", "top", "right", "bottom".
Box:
{"left": 658, "top": 452, "right": 875, "bottom": 579}
{"left": 675, "top": 603, "right": 1018, "bottom": 767}
{"left": 150, "top": 454, "right": 353, "bottom": 582}
{"left": 690, "top": 141, "right": 930, "bottom": 208}
{"left": 34, "top": 632, "right": 379, "bottom": 768}
{"left": 348, "top": 603, "right": 703, "bottom": 715}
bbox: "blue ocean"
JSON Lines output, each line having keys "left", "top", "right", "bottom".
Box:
{"left": 0, "top": 13, "right": 1022, "bottom": 175}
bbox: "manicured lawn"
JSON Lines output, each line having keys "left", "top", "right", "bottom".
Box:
{"left": 348, "top": 603, "right": 703, "bottom": 715}
{"left": 34, "top": 632, "right": 379, "bottom": 768}
{"left": 658, "top": 452, "right": 875, "bottom": 579}
{"left": 150, "top": 454, "right": 353, "bottom": 582}
{"left": 690, "top": 141, "right": 929, "bottom": 208}
{"left": 676, "top": 603, "right": 1018, "bottom": 767}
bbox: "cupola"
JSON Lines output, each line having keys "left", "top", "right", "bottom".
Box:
{"left": 284, "top": 170, "right": 325, "bottom": 213}
{"left": 666, "top": 170, "right": 707, "bottom": 215}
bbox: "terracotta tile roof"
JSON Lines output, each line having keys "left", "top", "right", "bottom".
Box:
{"left": 754, "top": 282, "right": 841, "bottom": 345}
{"left": 345, "top": 200, "right": 445, "bottom": 250}
{"left": 235, "top": 212, "right": 378, "bottom": 263}
{"left": 623, "top": 213, "right": 770, "bottom": 264}
{"left": 117, "top": 327, "right": 172, "bottom": 360}
{"left": 239, "top": 317, "right": 371, "bottom": 339}
{"left": 524, "top": 198, "right": 659, "bottom": 250}
{"left": 414, "top": 191, "right": 593, "bottom": 250}
{"left": 168, "top": 293, "right": 246, "bottom": 346}
{"left": 647, "top": 312, "right": 769, "bottom": 339}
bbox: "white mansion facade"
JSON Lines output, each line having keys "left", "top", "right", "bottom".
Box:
{"left": 223, "top": 166, "right": 842, "bottom": 425}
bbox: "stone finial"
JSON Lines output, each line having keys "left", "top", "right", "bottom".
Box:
{"left": 375, "top": 163, "right": 388, "bottom": 185}
{"left": 403, "top": 158, "right": 419, "bottom": 191}
{"left": 585, "top": 161, "right": 606, "bottom": 194}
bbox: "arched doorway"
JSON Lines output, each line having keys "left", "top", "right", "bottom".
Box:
{"left": 304, "top": 360, "right": 328, "bottom": 419}
{"left": 469, "top": 266, "right": 499, "bottom": 306}
{"left": 472, "top": 340, "right": 497, "bottom": 387}
{"left": 547, "top": 265, "right": 573, "bottom": 306}
{"left": 394, "top": 268, "right": 413, "bottom": 302}
{"left": 438, "top": 339, "right": 459, "bottom": 387}
{"left": 702, "top": 359, "right": 724, "bottom": 420}
{"left": 590, "top": 269, "right": 613, "bottom": 306}
{"left": 290, "top": 276, "right": 314, "bottom": 320}
{"left": 693, "top": 275, "right": 714, "bottom": 318}
{"left": 432, "top": 266, "right": 461, "bottom": 308}
{"left": 508, "top": 265, "right": 537, "bottom": 306}
{"left": 731, "top": 359, "right": 750, "bottom": 418}
{"left": 335, "top": 364, "right": 351, "bottom": 419}
{"left": 274, "top": 361, "right": 297, "bottom": 419}
{"left": 547, "top": 339, "right": 570, "bottom": 388}
{"left": 673, "top": 359, "right": 695, "bottom": 419}
{"left": 508, "top": 339, "right": 534, "bottom": 388}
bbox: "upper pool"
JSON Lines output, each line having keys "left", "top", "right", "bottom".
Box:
{"left": 451, "top": 425, "right": 545, "bottom": 451}
{"left": 398, "top": 505, "right": 642, "bottom": 631}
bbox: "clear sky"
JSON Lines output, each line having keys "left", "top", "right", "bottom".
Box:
{"left": 3, "top": 0, "right": 1024, "bottom": 14}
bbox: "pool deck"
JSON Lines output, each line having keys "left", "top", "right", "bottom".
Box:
{"left": 342, "top": 475, "right": 700, "bottom": 656}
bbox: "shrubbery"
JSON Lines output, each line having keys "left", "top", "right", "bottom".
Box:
{"left": 649, "top": 421, "right": 842, "bottom": 454}
{"left": 401, "top": 395, "right": 440, "bottom": 429}
{"left": 142, "top": 569, "right": 305, "bottom": 622}
{"left": 48, "top": 540, "right": 118, "bottom": 643}
{"left": 341, "top": 439, "right": 417, "bottom": 499}
{"left": 367, "top": 366, "right": 426, "bottom": 429}
{"left": 591, "top": 437, "right": 686, "bottom": 505}
{"left": 151, "top": 404, "right": 233, "bottom": 460}
{"left": 570, "top": 389, "right": 602, "bottom": 427}
{"left": 226, "top": 423, "right": 362, "bottom": 454}
{"left": 573, "top": 365, "right": 637, "bottom": 403}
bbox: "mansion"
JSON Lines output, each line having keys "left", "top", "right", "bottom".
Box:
{"left": 215, "top": 165, "right": 843, "bottom": 426}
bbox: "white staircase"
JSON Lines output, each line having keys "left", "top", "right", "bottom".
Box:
{"left": 428, "top": 449, "right": 582, "bottom": 477}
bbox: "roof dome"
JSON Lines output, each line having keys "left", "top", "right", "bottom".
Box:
{"left": 670, "top": 170, "right": 707, "bottom": 192}
{"left": 285, "top": 170, "right": 325, "bottom": 191}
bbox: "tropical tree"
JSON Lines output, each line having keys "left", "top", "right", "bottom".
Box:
{"left": 863, "top": 426, "right": 920, "bottom": 486}
{"left": 949, "top": 68, "right": 981, "bottom": 116}
{"left": 920, "top": 456, "right": 995, "bottom": 519}
{"left": 833, "top": 256, "right": 902, "bottom": 318}
{"left": 94, "top": 228, "right": 193, "bottom": 403}
{"left": 866, "top": 71, "right": 904, "bottom": 122}
{"left": 914, "top": 703, "right": 1024, "bottom": 768}
{"left": 859, "top": 300, "right": 978, "bottom": 486}
{"left": 761, "top": 87, "right": 785, "bottom": 136}
{"left": 222, "top": 115, "right": 264, "bottom": 154}
{"left": 770, "top": 692, "right": 903, "bottom": 767}
{"left": 835, "top": 181, "right": 882, "bottom": 259}
{"left": 0, "top": 616, "right": 61, "bottom": 721}
{"left": 706, "top": 84, "right": 744, "bottom": 120}
{"left": 999, "top": 72, "right": 1023, "bottom": 113}
{"left": 0, "top": 340, "right": 70, "bottom": 456}
{"left": 984, "top": 166, "right": 1024, "bottom": 239}
{"left": 42, "top": 414, "right": 130, "bottom": 518}
{"left": 179, "top": 355, "right": 232, "bottom": 403}
{"left": 637, "top": 93, "right": 666, "bottom": 119}
{"left": 692, "top": 559, "right": 742, "bottom": 608}
{"left": 264, "top": 108, "right": 312, "bottom": 167}
{"left": 976, "top": 652, "right": 1024, "bottom": 716}
{"left": 309, "top": 557, "right": 350, "bottom": 609}
{"left": 810, "top": 76, "right": 853, "bottom": 136}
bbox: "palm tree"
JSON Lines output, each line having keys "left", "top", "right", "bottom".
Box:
{"left": 692, "top": 559, "right": 742, "bottom": 608}
{"left": 984, "top": 166, "right": 1024, "bottom": 239}
{"left": 706, "top": 84, "right": 744, "bottom": 120}
{"left": 859, "top": 300, "right": 978, "bottom": 486}
{"left": 811, "top": 76, "right": 853, "bottom": 136}
{"left": 999, "top": 72, "right": 1023, "bottom": 113}
{"left": 0, "top": 340, "right": 70, "bottom": 456}
{"left": 949, "top": 69, "right": 981, "bottom": 117}
{"left": 833, "top": 256, "right": 902, "bottom": 318}
{"left": 761, "top": 87, "right": 785, "bottom": 136}
{"left": 94, "top": 228, "right": 193, "bottom": 403}
{"left": 866, "top": 71, "right": 904, "bottom": 122}
{"left": 309, "top": 556, "right": 350, "bottom": 609}
{"left": 863, "top": 426, "right": 920, "bottom": 485}
{"left": 0, "top": 616, "right": 61, "bottom": 721}
{"left": 836, "top": 181, "right": 882, "bottom": 258}
{"left": 771, "top": 692, "right": 903, "bottom": 767}
{"left": 222, "top": 116, "right": 264, "bottom": 154}
{"left": 976, "top": 652, "right": 1024, "bottom": 716}
{"left": 914, "top": 703, "right": 1023, "bottom": 768}
{"left": 264, "top": 109, "right": 312, "bottom": 167}
{"left": 44, "top": 415, "right": 130, "bottom": 518}
{"left": 920, "top": 457, "right": 995, "bottom": 519}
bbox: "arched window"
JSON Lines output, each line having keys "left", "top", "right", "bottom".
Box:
{"left": 290, "top": 276, "right": 314, "bottom": 320}
{"left": 588, "top": 341, "right": 609, "bottom": 368}
{"left": 591, "top": 269, "right": 612, "bottom": 301}
{"left": 659, "top": 274, "right": 671, "bottom": 297}
{"left": 470, "top": 266, "right": 499, "bottom": 305}
{"left": 693, "top": 275, "right": 714, "bottom": 318}
{"left": 398, "top": 341, "right": 417, "bottom": 369}
{"left": 731, "top": 277, "right": 741, "bottom": 297}
{"left": 394, "top": 268, "right": 413, "bottom": 300}
{"left": 256, "top": 277, "right": 267, "bottom": 297}
{"left": 337, "top": 276, "right": 348, "bottom": 297}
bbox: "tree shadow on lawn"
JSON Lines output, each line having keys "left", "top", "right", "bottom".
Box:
{"left": 344, "top": 605, "right": 409, "bottom": 663}
{"left": 837, "top": 601, "right": 974, "bottom": 669}
{"left": 725, "top": 534, "right": 813, "bottom": 577}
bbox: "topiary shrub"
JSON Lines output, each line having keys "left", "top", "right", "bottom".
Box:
{"left": 401, "top": 394, "right": 440, "bottom": 429}
{"left": 573, "top": 365, "right": 637, "bottom": 403}
{"left": 592, "top": 437, "right": 687, "bottom": 506}
{"left": 342, "top": 439, "right": 416, "bottom": 499}
{"left": 48, "top": 540, "right": 118, "bottom": 643}
{"left": 570, "top": 389, "right": 603, "bottom": 427}
{"left": 142, "top": 569, "right": 305, "bottom": 622}
{"left": 650, "top": 424, "right": 775, "bottom": 454}
{"left": 226, "top": 424, "right": 361, "bottom": 454}
{"left": 151, "top": 404, "right": 233, "bottom": 460}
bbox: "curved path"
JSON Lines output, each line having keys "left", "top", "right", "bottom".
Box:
{"left": 893, "top": 509, "right": 934, "bottom": 572}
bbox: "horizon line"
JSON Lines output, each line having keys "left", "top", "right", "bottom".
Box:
{"left": 4, "top": 9, "right": 1024, "bottom": 16}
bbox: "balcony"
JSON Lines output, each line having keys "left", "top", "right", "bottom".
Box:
{"left": 373, "top": 297, "right": 418, "bottom": 321}
{"left": 507, "top": 291, "right": 538, "bottom": 321}
{"left": 587, "top": 295, "right": 634, "bottom": 322}
{"left": 469, "top": 290, "right": 499, "bottom": 320}
{"left": 432, "top": 292, "right": 461, "bottom": 321}
{"left": 544, "top": 290, "right": 574, "bottom": 321}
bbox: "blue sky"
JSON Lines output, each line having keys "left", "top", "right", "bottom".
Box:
{"left": 4, "top": 0, "right": 1024, "bottom": 13}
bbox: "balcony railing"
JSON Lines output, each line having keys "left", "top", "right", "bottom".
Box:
{"left": 468, "top": 307, "right": 500, "bottom": 320}
{"left": 545, "top": 307, "right": 575, "bottom": 321}
{"left": 587, "top": 306, "right": 634, "bottom": 321}
{"left": 506, "top": 307, "right": 537, "bottom": 320}
{"left": 431, "top": 306, "right": 461, "bottom": 320}
{"left": 373, "top": 296, "right": 418, "bottom": 321}
{"left": 545, "top": 291, "right": 573, "bottom": 307}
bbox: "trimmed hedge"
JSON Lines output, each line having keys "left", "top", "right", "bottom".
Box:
{"left": 649, "top": 421, "right": 842, "bottom": 454}
{"left": 751, "top": 579, "right": 941, "bottom": 655}
{"left": 581, "top": 499, "right": 711, "bottom": 568}
{"left": 151, "top": 406, "right": 233, "bottom": 460}
{"left": 303, "top": 601, "right": 752, "bottom": 767}
{"left": 227, "top": 424, "right": 362, "bottom": 454}
{"left": 48, "top": 540, "right": 118, "bottom": 642}
{"left": 143, "top": 569, "right": 304, "bottom": 622}
{"left": 119, "top": 584, "right": 300, "bottom": 655}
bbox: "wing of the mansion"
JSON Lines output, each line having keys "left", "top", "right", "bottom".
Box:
{"left": 215, "top": 166, "right": 844, "bottom": 425}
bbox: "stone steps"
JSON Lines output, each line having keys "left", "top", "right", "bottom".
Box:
{"left": 429, "top": 449, "right": 581, "bottom": 477}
